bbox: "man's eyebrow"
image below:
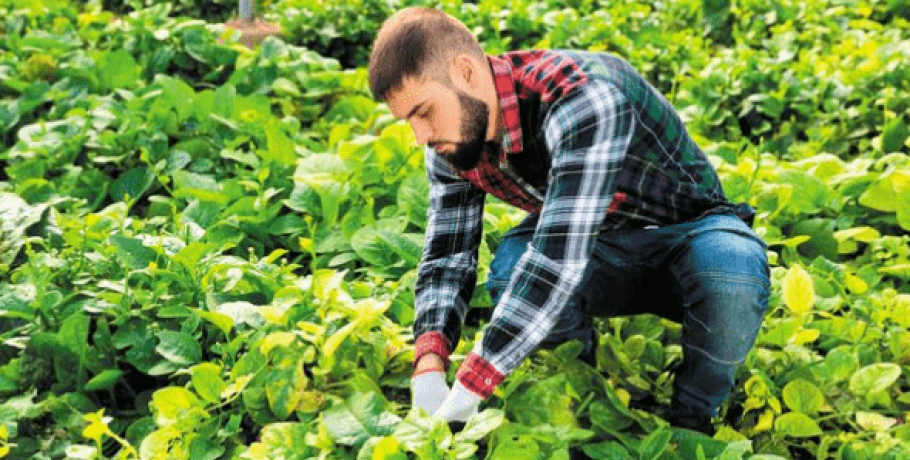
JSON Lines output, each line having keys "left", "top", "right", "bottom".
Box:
{"left": 404, "top": 100, "right": 428, "bottom": 120}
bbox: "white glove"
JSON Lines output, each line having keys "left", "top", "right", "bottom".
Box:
{"left": 411, "top": 371, "right": 450, "bottom": 416}
{"left": 433, "top": 380, "right": 481, "bottom": 422}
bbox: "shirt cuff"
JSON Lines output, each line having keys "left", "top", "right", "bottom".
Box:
{"left": 455, "top": 352, "right": 505, "bottom": 400}
{"left": 414, "top": 331, "right": 452, "bottom": 372}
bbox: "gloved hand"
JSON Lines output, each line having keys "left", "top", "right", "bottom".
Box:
{"left": 411, "top": 370, "right": 450, "bottom": 416}
{"left": 434, "top": 380, "right": 481, "bottom": 422}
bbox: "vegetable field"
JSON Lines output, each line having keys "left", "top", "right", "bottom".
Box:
{"left": 2, "top": 0, "right": 910, "bottom": 458}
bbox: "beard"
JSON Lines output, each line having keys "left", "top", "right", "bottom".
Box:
{"left": 439, "top": 90, "right": 501, "bottom": 171}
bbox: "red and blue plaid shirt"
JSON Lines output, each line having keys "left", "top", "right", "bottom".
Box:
{"left": 413, "top": 49, "right": 745, "bottom": 399}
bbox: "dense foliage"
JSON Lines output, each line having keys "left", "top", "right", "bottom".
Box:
{"left": 1, "top": 0, "right": 910, "bottom": 458}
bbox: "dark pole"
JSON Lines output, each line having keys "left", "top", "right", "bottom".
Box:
{"left": 228, "top": 0, "right": 280, "bottom": 48}
{"left": 239, "top": 0, "right": 255, "bottom": 21}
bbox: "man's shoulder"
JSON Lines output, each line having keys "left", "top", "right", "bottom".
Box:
{"left": 495, "top": 49, "right": 590, "bottom": 105}
{"left": 498, "top": 49, "right": 642, "bottom": 107}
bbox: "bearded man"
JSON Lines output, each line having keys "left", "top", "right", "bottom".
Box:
{"left": 367, "top": 7, "right": 770, "bottom": 435}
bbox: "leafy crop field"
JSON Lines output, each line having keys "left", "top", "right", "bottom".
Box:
{"left": 2, "top": 0, "right": 910, "bottom": 458}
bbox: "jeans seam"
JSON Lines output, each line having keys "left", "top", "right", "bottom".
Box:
{"left": 678, "top": 267, "right": 769, "bottom": 364}
{"left": 681, "top": 342, "right": 747, "bottom": 366}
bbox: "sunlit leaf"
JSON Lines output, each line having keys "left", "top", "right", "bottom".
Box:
{"left": 782, "top": 264, "right": 815, "bottom": 315}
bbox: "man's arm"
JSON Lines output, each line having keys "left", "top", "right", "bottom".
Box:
{"left": 412, "top": 147, "right": 486, "bottom": 374}
{"left": 452, "top": 79, "right": 636, "bottom": 398}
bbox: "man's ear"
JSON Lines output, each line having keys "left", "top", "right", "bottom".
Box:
{"left": 449, "top": 54, "right": 478, "bottom": 91}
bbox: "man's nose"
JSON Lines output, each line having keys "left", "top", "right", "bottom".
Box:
{"left": 412, "top": 120, "right": 434, "bottom": 146}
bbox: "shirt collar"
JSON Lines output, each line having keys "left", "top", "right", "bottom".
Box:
{"left": 487, "top": 54, "right": 524, "bottom": 155}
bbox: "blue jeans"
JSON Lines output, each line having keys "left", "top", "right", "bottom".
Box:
{"left": 486, "top": 212, "right": 770, "bottom": 417}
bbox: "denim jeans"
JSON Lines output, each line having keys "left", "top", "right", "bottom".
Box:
{"left": 485, "top": 211, "right": 770, "bottom": 417}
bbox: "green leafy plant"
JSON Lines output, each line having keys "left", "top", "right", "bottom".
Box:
{"left": 2, "top": 0, "right": 910, "bottom": 458}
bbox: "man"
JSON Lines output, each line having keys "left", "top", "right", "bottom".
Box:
{"left": 367, "top": 7, "right": 770, "bottom": 435}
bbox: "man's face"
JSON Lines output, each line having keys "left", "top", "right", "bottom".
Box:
{"left": 388, "top": 75, "right": 499, "bottom": 171}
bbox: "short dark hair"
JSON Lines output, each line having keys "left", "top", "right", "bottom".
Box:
{"left": 368, "top": 7, "right": 486, "bottom": 103}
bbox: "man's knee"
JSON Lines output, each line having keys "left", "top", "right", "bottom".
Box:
{"left": 684, "top": 228, "right": 769, "bottom": 277}
{"left": 674, "top": 230, "right": 771, "bottom": 363}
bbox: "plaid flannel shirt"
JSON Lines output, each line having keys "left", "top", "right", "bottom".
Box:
{"left": 413, "top": 50, "right": 742, "bottom": 399}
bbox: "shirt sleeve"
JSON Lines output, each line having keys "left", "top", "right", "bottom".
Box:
{"left": 412, "top": 146, "right": 486, "bottom": 372}
{"left": 455, "top": 79, "right": 637, "bottom": 398}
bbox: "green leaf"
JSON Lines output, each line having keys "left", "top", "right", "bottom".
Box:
{"left": 188, "top": 436, "right": 225, "bottom": 460}
{"left": 833, "top": 226, "right": 880, "bottom": 254}
{"left": 881, "top": 117, "right": 909, "bottom": 153}
{"left": 878, "top": 264, "right": 910, "bottom": 279}
{"left": 271, "top": 78, "right": 301, "bottom": 97}
{"left": 507, "top": 374, "right": 578, "bottom": 428}
{"left": 859, "top": 170, "right": 910, "bottom": 212}
{"left": 0, "top": 389, "right": 47, "bottom": 420}
{"left": 191, "top": 363, "right": 226, "bottom": 404}
{"left": 325, "top": 95, "right": 376, "bottom": 123}
{"left": 172, "top": 171, "right": 228, "bottom": 205}
{"left": 397, "top": 173, "right": 430, "bottom": 230}
{"left": 157, "top": 75, "right": 196, "bottom": 122}
{"left": 782, "top": 264, "right": 814, "bottom": 315}
{"left": 150, "top": 386, "right": 204, "bottom": 426}
{"left": 782, "top": 379, "right": 825, "bottom": 415}
{"left": 390, "top": 410, "right": 434, "bottom": 454}
{"left": 182, "top": 28, "right": 212, "bottom": 63}
{"left": 778, "top": 170, "right": 832, "bottom": 214}
{"left": 265, "top": 366, "right": 305, "bottom": 420}
{"left": 264, "top": 119, "right": 297, "bottom": 166}
{"left": 790, "top": 218, "right": 838, "bottom": 260}
{"left": 638, "top": 427, "right": 673, "bottom": 460}
{"left": 97, "top": 49, "right": 140, "bottom": 91}
{"left": 250, "top": 422, "right": 312, "bottom": 457}
{"left": 849, "top": 363, "right": 902, "bottom": 396}
{"left": 139, "top": 427, "right": 176, "bottom": 459}
{"left": 453, "top": 409, "right": 505, "bottom": 444}
{"left": 587, "top": 398, "right": 634, "bottom": 432}
{"left": 716, "top": 440, "right": 756, "bottom": 460}
{"left": 173, "top": 242, "right": 216, "bottom": 274}
{"left": 582, "top": 441, "right": 631, "bottom": 459}
{"left": 0, "top": 192, "right": 45, "bottom": 265}
{"left": 109, "top": 235, "right": 158, "bottom": 270}
{"left": 260, "top": 37, "right": 289, "bottom": 61}
{"left": 213, "top": 84, "right": 236, "bottom": 119}
{"left": 64, "top": 445, "right": 98, "bottom": 459}
{"left": 774, "top": 412, "right": 823, "bottom": 437}
{"left": 216, "top": 301, "right": 265, "bottom": 328}
{"left": 109, "top": 167, "right": 155, "bottom": 203}
{"left": 191, "top": 308, "right": 233, "bottom": 336}
{"left": 856, "top": 411, "right": 900, "bottom": 431}
{"left": 260, "top": 331, "right": 297, "bottom": 356}
{"left": 360, "top": 436, "right": 406, "bottom": 460}
{"left": 268, "top": 214, "right": 306, "bottom": 235}
{"left": 156, "top": 331, "right": 202, "bottom": 366}
{"left": 893, "top": 173, "right": 910, "bottom": 231}
{"left": 114, "top": 319, "right": 154, "bottom": 347}
{"left": 810, "top": 347, "right": 858, "bottom": 384}
{"left": 322, "top": 319, "right": 360, "bottom": 360}
{"left": 351, "top": 220, "right": 421, "bottom": 267}
{"left": 297, "top": 177, "right": 345, "bottom": 228}
{"left": 488, "top": 423, "right": 541, "bottom": 459}
{"left": 181, "top": 199, "right": 222, "bottom": 229}
{"left": 322, "top": 392, "right": 401, "bottom": 448}
{"left": 670, "top": 427, "right": 730, "bottom": 459}
{"left": 84, "top": 369, "right": 124, "bottom": 391}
